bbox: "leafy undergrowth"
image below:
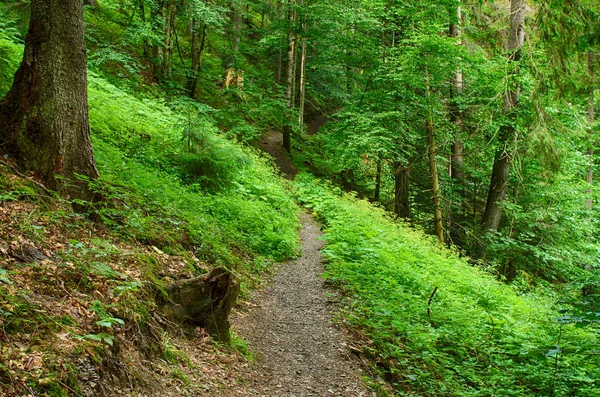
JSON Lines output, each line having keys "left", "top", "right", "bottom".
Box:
{"left": 294, "top": 173, "right": 600, "bottom": 397}
{"left": 0, "top": 74, "right": 299, "bottom": 396}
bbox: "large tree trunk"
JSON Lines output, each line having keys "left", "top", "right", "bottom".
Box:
{"left": 0, "top": 0, "right": 98, "bottom": 201}
{"left": 481, "top": 0, "right": 525, "bottom": 231}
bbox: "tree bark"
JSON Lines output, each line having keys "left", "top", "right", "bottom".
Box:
{"left": 394, "top": 164, "right": 410, "bottom": 219}
{"left": 0, "top": 0, "right": 98, "bottom": 201}
{"left": 481, "top": 0, "right": 525, "bottom": 231}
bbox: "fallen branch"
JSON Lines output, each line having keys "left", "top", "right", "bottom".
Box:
{"left": 427, "top": 286, "right": 438, "bottom": 328}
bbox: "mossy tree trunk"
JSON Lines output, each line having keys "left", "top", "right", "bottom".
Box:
{"left": 0, "top": 0, "right": 98, "bottom": 202}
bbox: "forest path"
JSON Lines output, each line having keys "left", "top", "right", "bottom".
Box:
{"left": 226, "top": 132, "right": 371, "bottom": 396}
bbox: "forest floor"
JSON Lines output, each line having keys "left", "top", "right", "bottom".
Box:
{"left": 225, "top": 131, "right": 372, "bottom": 396}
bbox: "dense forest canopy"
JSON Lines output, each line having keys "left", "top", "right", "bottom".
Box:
{"left": 1, "top": 0, "right": 600, "bottom": 396}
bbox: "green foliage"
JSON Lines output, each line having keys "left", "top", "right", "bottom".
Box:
{"left": 294, "top": 174, "right": 600, "bottom": 396}
{"left": 0, "top": 13, "right": 21, "bottom": 96}
{"left": 87, "top": 74, "right": 299, "bottom": 264}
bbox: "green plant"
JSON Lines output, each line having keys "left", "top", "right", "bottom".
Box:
{"left": 294, "top": 173, "right": 600, "bottom": 396}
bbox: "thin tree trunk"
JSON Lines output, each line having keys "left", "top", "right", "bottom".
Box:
{"left": 425, "top": 71, "right": 445, "bottom": 243}
{"left": 394, "top": 164, "right": 410, "bottom": 219}
{"left": 449, "top": 2, "right": 465, "bottom": 245}
{"left": 231, "top": 0, "right": 243, "bottom": 57}
{"left": 151, "top": 3, "right": 164, "bottom": 77}
{"left": 481, "top": 0, "right": 525, "bottom": 231}
{"left": 276, "top": 0, "right": 283, "bottom": 84}
{"left": 290, "top": 2, "right": 299, "bottom": 107}
{"left": 140, "top": 0, "right": 150, "bottom": 59}
{"left": 0, "top": 0, "right": 98, "bottom": 201}
{"left": 374, "top": 156, "right": 382, "bottom": 202}
{"left": 587, "top": 52, "right": 595, "bottom": 211}
{"left": 298, "top": 14, "right": 307, "bottom": 129}
{"left": 449, "top": 3, "right": 464, "bottom": 181}
{"left": 163, "top": 1, "right": 177, "bottom": 77}
{"left": 188, "top": 22, "right": 207, "bottom": 97}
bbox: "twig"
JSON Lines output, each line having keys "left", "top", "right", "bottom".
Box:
{"left": 427, "top": 286, "right": 438, "bottom": 327}
{"left": 474, "top": 309, "right": 495, "bottom": 348}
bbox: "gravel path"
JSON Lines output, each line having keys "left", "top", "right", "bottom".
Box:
{"left": 227, "top": 132, "right": 371, "bottom": 396}
{"left": 258, "top": 131, "right": 298, "bottom": 180}
{"left": 231, "top": 213, "right": 371, "bottom": 396}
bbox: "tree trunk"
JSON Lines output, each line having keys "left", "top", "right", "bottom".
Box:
{"left": 448, "top": 3, "right": 465, "bottom": 245}
{"left": 426, "top": 71, "right": 444, "bottom": 243}
{"left": 276, "top": 0, "right": 283, "bottom": 84}
{"left": 231, "top": 0, "right": 243, "bottom": 57}
{"left": 427, "top": 116, "right": 445, "bottom": 243}
{"left": 298, "top": 13, "right": 307, "bottom": 129}
{"left": 161, "top": 268, "right": 240, "bottom": 344}
{"left": 586, "top": 52, "right": 595, "bottom": 211}
{"left": 150, "top": 4, "right": 164, "bottom": 77}
{"left": 140, "top": 0, "right": 150, "bottom": 59}
{"left": 163, "top": 1, "right": 177, "bottom": 77}
{"left": 188, "top": 21, "right": 207, "bottom": 97}
{"left": 283, "top": 1, "right": 297, "bottom": 153}
{"left": 394, "top": 164, "right": 410, "bottom": 219}
{"left": 0, "top": 0, "right": 98, "bottom": 202}
{"left": 449, "top": 3, "right": 464, "bottom": 181}
{"left": 481, "top": 0, "right": 525, "bottom": 231}
{"left": 374, "top": 156, "right": 382, "bottom": 202}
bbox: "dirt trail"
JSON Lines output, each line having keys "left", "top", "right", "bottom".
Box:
{"left": 225, "top": 132, "right": 371, "bottom": 396}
